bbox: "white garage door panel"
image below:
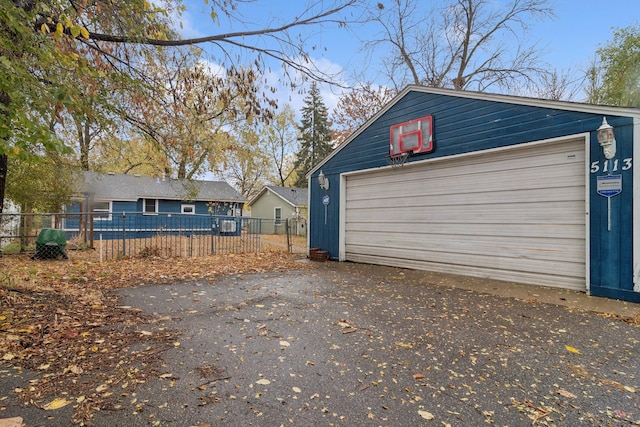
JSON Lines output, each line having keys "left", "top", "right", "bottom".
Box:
{"left": 344, "top": 138, "right": 586, "bottom": 290}
{"left": 348, "top": 201, "right": 585, "bottom": 224}
{"left": 345, "top": 232, "right": 583, "bottom": 267}
{"left": 347, "top": 183, "right": 585, "bottom": 209}
{"left": 346, "top": 253, "right": 585, "bottom": 289}
{"left": 347, "top": 165, "right": 582, "bottom": 198}
{"left": 345, "top": 245, "right": 583, "bottom": 282}
{"left": 347, "top": 223, "right": 584, "bottom": 239}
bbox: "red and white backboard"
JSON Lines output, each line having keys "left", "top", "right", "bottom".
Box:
{"left": 389, "top": 115, "right": 433, "bottom": 157}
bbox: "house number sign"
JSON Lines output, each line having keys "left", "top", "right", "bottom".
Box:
{"left": 590, "top": 158, "right": 632, "bottom": 173}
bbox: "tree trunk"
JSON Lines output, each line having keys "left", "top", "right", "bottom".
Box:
{"left": 0, "top": 154, "right": 7, "bottom": 213}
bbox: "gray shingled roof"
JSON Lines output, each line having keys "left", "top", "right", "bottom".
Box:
{"left": 80, "top": 172, "right": 246, "bottom": 203}
{"left": 264, "top": 185, "right": 308, "bottom": 207}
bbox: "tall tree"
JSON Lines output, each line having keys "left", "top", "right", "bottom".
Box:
{"left": 529, "top": 68, "right": 581, "bottom": 101}
{"left": 262, "top": 105, "right": 300, "bottom": 186}
{"left": 332, "top": 82, "right": 395, "bottom": 145}
{"left": 0, "top": 1, "right": 76, "bottom": 211}
{"left": 6, "top": 153, "right": 78, "bottom": 213}
{"left": 0, "top": 0, "right": 357, "bottom": 211}
{"left": 216, "top": 120, "right": 270, "bottom": 199}
{"left": 586, "top": 25, "right": 640, "bottom": 107}
{"left": 125, "top": 48, "right": 269, "bottom": 179}
{"left": 294, "top": 82, "right": 333, "bottom": 187}
{"left": 367, "top": 0, "right": 552, "bottom": 92}
{"left": 91, "top": 135, "right": 166, "bottom": 176}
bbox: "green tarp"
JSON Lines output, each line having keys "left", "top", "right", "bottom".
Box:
{"left": 35, "top": 228, "right": 67, "bottom": 248}
{"left": 33, "top": 228, "right": 68, "bottom": 260}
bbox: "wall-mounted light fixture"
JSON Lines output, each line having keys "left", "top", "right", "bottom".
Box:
{"left": 318, "top": 170, "right": 330, "bottom": 190}
{"left": 597, "top": 117, "right": 616, "bottom": 159}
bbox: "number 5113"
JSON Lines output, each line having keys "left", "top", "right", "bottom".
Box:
{"left": 590, "top": 158, "right": 632, "bottom": 173}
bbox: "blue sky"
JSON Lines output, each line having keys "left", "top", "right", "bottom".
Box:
{"left": 177, "top": 0, "right": 639, "bottom": 111}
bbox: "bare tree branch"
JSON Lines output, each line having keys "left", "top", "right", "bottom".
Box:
{"left": 367, "top": 0, "right": 553, "bottom": 92}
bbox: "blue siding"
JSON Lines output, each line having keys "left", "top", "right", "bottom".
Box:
{"left": 309, "top": 89, "right": 638, "bottom": 302}
{"left": 588, "top": 123, "right": 637, "bottom": 302}
{"left": 65, "top": 199, "right": 242, "bottom": 238}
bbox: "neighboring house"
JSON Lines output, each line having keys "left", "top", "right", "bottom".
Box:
{"left": 66, "top": 171, "right": 246, "bottom": 238}
{"left": 307, "top": 85, "right": 640, "bottom": 303}
{"left": 247, "top": 185, "right": 308, "bottom": 235}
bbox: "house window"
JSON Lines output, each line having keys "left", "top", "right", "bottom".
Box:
{"left": 274, "top": 207, "right": 282, "bottom": 225}
{"left": 143, "top": 198, "right": 158, "bottom": 214}
{"left": 181, "top": 204, "right": 195, "bottom": 214}
{"left": 93, "top": 201, "right": 112, "bottom": 221}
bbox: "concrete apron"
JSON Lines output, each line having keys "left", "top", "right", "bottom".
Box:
{"left": 305, "top": 260, "right": 640, "bottom": 319}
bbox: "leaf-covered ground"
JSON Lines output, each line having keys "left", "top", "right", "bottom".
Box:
{"left": 1, "top": 239, "right": 639, "bottom": 426}
{"left": 0, "top": 247, "right": 308, "bottom": 425}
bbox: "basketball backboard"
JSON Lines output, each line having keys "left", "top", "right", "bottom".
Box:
{"left": 389, "top": 115, "right": 433, "bottom": 157}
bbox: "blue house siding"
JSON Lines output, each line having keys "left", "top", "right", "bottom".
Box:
{"left": 588, "top": 122, "right": 636, "bottom": 302}
{"left": 66, "top": 213, "right": 241, "bottom": 240}
{"left": 66, "top": 200, "right": 242, "bottom": 240}
{"left": 308, "top": 86, "right": 639, "bottom": 303}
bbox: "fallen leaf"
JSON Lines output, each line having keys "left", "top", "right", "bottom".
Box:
{"left": 280, "top": 340, "right": 290, "bottom": 347}
{"left": 418, "top": 410, "right": 434, "bottom": 420}
{"left": 565, "top": 345, "right": 581, "bottom": 354}
{"left": 256, "top": 379, "right": 271, "bottom": 385}
{"left": 292, "top": 387, "right": 301, "bottom": 393}
{"left": 66, "top": 365, "right": 83, "bottom": 375}
{"left": 557, "top": 388, "right": 576, "bottom": 398}
{"left": 42, "top": 397, "right": 73, "bottom": 410}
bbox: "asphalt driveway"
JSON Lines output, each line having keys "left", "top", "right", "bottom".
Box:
{"left": 2, "top": 261, "right": 639, "bottom": 426}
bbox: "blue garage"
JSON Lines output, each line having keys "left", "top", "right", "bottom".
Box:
{"left": 307, "top": 86, "right": 640, "bottom": 303}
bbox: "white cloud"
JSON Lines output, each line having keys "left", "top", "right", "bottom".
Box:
{"left": 196, "top": 58, "right": 225, "bottom": 78}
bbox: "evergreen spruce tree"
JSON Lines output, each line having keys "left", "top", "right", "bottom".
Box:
{"left": 293, "top": 82, "right": 333, "bottom": 187}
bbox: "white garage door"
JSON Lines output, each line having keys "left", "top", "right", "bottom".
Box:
{"left": 343, "top": 137, "right": 586, "bottom": 290}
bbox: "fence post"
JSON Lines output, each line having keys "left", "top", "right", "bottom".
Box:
{"left": 89, "top": 211, "right": 94, "bottom": 249}
{"left": 214, "top": 213, "right": 216, "bottom": 255}
{"left": 122, "top": 212, "right": 126, "bottom": 256}
{"left": 285, "top": 218, "right": 291, "bottom": 253}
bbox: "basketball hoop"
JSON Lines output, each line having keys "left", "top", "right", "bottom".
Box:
{"left": 387, "top": 152, "right": 409, "bottom": 167}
